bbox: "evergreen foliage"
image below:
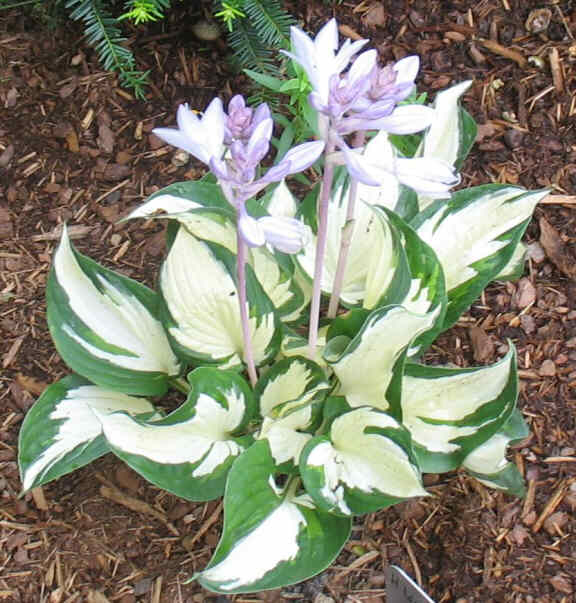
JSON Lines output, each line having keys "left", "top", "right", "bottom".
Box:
{"left": 65, "top": 0, "right": 150, "bottom": 98}
{"left": 216, "top": 0, "right": 294, "bottom": 72}
{"left": 1, "top": 0, "right": 295, "bottom": 96}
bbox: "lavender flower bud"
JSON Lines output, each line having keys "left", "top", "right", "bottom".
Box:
{"left": 238, "top": 210, "right": 311, "bottom": 254}
{"left": 258, "top": 216, "right": 312, "bottom": 254}
{"left": 238, "top": 210, "right": 266, "bottom": 247}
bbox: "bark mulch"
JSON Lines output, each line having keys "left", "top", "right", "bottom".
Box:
{"left": 1, "top": 1, "right": 575, "bottom": 601}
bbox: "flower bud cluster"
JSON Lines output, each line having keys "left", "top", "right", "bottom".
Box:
{"left": 153, "top": 95, "right": 320, "bottom": 253}
{"left": 284, "top": 19, "right": 459, "bottom": 195}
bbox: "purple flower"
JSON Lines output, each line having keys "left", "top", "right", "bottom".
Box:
{"left": 154, "top": 95, "right": 324, "bottom": 213}
{"left": 238, "top": 208, "right": 311, "bottom": 254}
{"left": 367, "top": 56, "right": 420, "bottom": 105}
{"left": 225, "top": 95, "right": 271, "bottom": 144}
{"left": 337, "top": 105, "right": 435, "bottom": 136}
{"left": 238, "top": 140, "right": 325, "bottom": 203}
{"left": 340, "top": 138, "right": 460, "bottom": 195}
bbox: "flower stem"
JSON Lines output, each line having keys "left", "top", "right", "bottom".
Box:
{"left": 327, "top": 133, "right": 366, "bottom": 319}
{"left": 169, "top": 376, "right": 191, "bottom": 394}
{"left": 307, "top": 140, "right": 335, "bottom": 359}
{"left": 236, "top": 230, "right": 258, "bottom": 387}
{"left": 327, "top": 178, "right": 358, "bottom": 318}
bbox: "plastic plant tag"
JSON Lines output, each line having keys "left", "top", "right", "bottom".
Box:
{"left": 386, "top": 565, "right": 435, "bottom": 603}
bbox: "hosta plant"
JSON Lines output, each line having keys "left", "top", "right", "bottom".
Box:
{"left": 19, "top": 19, "right": 545, "bottom": 594}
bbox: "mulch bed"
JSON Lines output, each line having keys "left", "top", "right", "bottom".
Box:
{"left": 1, "top": 1, "right": 575, "bottom": 601}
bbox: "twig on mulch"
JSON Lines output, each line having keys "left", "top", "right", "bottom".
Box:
{"left": 182, "top": 500, "right": 223, "bottom": 550}
{"left": 478, "top": 39, "right": 527, "bottom": 67}
{"left": 532, "top": 480, "right": 573, "bottom": 533}
{"left": 548, "top": 47, "right": 564, "bottom": 94}
{"left": 403, "top": 530, "right": 423, "bottom": 586}
{"left": 539, "top": 195, "right": 576, "bottom": 205}
{"left": 94, "top": 473, "right": 179, "bottom": 535}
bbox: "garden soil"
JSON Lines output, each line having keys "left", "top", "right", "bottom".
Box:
{"left": 1, "top": 1, "right": 575, "bottom": 601}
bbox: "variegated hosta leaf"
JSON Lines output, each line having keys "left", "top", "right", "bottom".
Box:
{"left": 462, "top": 408, "right": 528, "bottom": 497}
{"left": 280, "top": 325, "right": 328, "bottom": 368}
{"left": 326, "top": 305, "right": 439, "bottom": 411}
{"left": 301, "top": 407, "right": 427, "bottom": 516}
{"left": 416, "top": 80, "right": 475, "bottom": 210}
{"left": 418, "top": 81, "right": 474, "bottom": 168}
{"left": 402, "top": 347, "right": 518, "bottom": 473}
{"left": 160, "top": 225, "right": 280, "bottom": 368}
{"left": 413, "top": 185, "right": 549, "bottom": 328}
{"left": 373, "top": 207, "right": 446, "bottom": 354}
{"left": 297, "top": 191, "right": 409, "bottom": 309}
{"left": 494, "top": 242, "right": 527, "bottom": 282}
{"left": 98, "top": 368, "right": 255, "bottom": 501}
{"left": 251, "top": 247, "right": 307, "bottom": 323}
{"left": 278, "top": 263, "right": 312, "bottom": 325}
{"left": 123, "top": 180, "right": 230, "bottom": 220}
{"left": 47, "top": 228, "right": 180, "bottom": 395}
{"left": 18, "top": 375, "right": 157, "bottom": 492}
{"left": 264, "top": 180, "right": 298, "bottom": 219}
{"left": 197, "top": 440, "right": 351, "bottom": 594}
{"left": 255, "top": 356, "right": 329, "bottom": 467}
{"left": 130, "top": 199, "right": 306, "bottom": 325}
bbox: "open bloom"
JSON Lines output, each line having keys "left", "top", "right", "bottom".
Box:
{"left": 152, "top": 99, "right": 226, "bottom": 165}
{"left": 337, "top": 105, "right": 436, "bottom": 136}
{"left": 329, "top": 53, "right": 434, "bottom": 136}
{"left": 283, "top": 19, "right": 369, "bottom": 106}
{"left": 156, "top": 96, "right": 324, "bottom": 209}
{"left": 341, "top": 144, "right": 460, "bottom": 196}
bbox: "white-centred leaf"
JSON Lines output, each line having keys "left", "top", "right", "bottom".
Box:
{"left": 202, "top": 498, "right": 307, "bottom": 590}
{"left": 48, "top": 227, "right": 180, "bottom": 395}
{"left": 329, "top": 305, "right": 439, "bottom": 410}
{"left": 462, "top": 433, "right": 510, "bottom": 475}
{"left": 419, "top": 81, "right": 472, "bottom": 168}
{"left": 126, "top": 188, "right": 305, "bottom": 318}
{"left": 265, "top": 180, "right": 298, "bottom": 218}
{"left": 402, "top": 348, "right": 517, "bottom": 471}
{"left": 99, "top": 368, "right": 255, "bottom": 501}
{"left": 160, "top": 226, "right": 278, "bottom": 368}
{"left": 297, "top": 191, "right": 396, "bottom": 306}
{"left": 280, "top": 325, "right": 328, "bottom": 367}
{"left": 415, "top": 186, "right": 548, "bottom": 293}
{"left": 278, "top": 264, "right": 312, "bottom": 324}
{"left": 494, "top": 241, "right": 527, "bottom": 281}
{"left": 416, "top": 81, "right": 473, "bottom": 209}
{"left": 301, "top": 407, "right": 427, "bottom": 515}
{"left": 124, "top": 193, "right": 201, "bottom": 220}
{"left": 256, "top": 357, "right": 329, "bottom": 466}
{"left": 250, "top": 246, "right": 306, "bottom": 322}
{"left": 157, "top": 208, "right": 304, "bottom": 324}
{"left": 18, "top": 376, "right": 157, "bottom": 492}
{"left": 462, "top": 409, "right": 528, "bottom": 496}
{"left": 176, "top": 210, "right": 237, "bottom": 251}
{"left": 197, "top": 440, "right": 351, "bottom": 594}
{"left": 122, "top": 180, "right": 230, "bottom": 220}
{"left": 361, "top": 206, "right": 447, "bottom": 357}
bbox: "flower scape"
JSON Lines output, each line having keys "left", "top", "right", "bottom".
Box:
{"left": 18, "top": 19, "right": 548, "bottom": 594}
